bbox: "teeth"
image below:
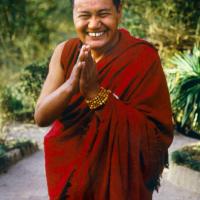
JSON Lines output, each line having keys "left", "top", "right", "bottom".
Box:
{"left": 88, "top": 32, "right": 104, "bottom": 37}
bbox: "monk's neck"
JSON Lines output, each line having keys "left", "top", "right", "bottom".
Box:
{"left": 91, "top": 31, "right": 120, "bottom": 63}
{"left": 91, "top": 51, "right": 104, "bottom": 63}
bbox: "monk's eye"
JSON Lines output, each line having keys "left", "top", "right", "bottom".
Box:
{"left": 99, "top": 12, "right": 110, "bottom": 18}
{"left": 78, "top": 14, "right": 91, "bottom": 19}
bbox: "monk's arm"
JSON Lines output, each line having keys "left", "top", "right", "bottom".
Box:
{"left": 34, "top": 42, "right": 78, "bottom": 127}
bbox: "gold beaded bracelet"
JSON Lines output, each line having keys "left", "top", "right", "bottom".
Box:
{"left": 85, "top": 87, "right": 111, "bottom": 110}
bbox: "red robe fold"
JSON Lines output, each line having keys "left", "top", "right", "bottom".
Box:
{"left": 44, "top": 29, "right": 173, "bottom": 200}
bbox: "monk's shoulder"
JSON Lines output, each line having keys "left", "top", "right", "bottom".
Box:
{"left": 54, "top": 38, "right": 78, "bottom": 59}
{"left": 128, "top": 38, "right": 160, "bottom": 68}
{"left": 60, "top": 38, "right": 81, "bottom": 71}
{"left": 128, "top": 37, "right": 163, "bottom": 74}
{"left": 61, "top": 38, "right": 80, "bottom": 54}
{"left": 133, "top": 37, "right": 158, "bottom": 54}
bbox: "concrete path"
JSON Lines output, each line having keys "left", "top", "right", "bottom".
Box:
{"left": 0, "top": 124, "right": 200, "bottom": 200}
{"left": 153, "top": 131, "right": 200, "bottom": 200}
{"left": 0, "top": 123, "right": 49, "bottom": 200}
{"left": 0, "top": 151, "right": 48, "bottom": 200}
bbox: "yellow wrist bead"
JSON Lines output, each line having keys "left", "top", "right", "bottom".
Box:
{"left": 85, "top": 87, "right": 111, "bottom": 110}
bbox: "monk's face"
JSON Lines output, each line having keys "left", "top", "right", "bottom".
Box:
{"left": 73, "top": 0, "right": 122, "bottom": 52}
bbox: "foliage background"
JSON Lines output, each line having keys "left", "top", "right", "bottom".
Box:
{"left": 122, "top": 0, "right": 200, "bottom": 62}
{"left": 0, "top": 0, "right": 200, "bottom": 137}
{"left": 0, "top": 0, "right": 74, "bottom": 135}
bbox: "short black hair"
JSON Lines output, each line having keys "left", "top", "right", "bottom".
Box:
{"left": 70, "top": 0, "right": 121, "bottom": 10}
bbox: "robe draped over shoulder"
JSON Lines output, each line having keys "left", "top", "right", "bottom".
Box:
{"left": 44, "top": 29, "right": 174, "bottom": 200}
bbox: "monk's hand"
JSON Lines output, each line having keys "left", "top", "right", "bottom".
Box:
{"left": 79, "top": 45, "right": 99, "bottom": 99}
{"left": 68, "top": 45, "right": 86, "bottom": 94}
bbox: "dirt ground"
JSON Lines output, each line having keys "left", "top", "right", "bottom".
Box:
{"left": 0, "top": 123, "right": 200, "bottom": 200}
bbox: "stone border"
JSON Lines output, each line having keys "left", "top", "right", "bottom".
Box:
{"left": 167, "top": 163, "right": 200, "bottom": 194}
{"left": 0, "top": 142, "right": 38, "bottom": 174}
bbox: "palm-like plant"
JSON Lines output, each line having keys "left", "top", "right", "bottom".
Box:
{"left": 167, "top": 44, "right": 200, "bottom": 131}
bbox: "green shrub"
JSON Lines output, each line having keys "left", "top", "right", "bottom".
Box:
{"left": 3, "top": 139, "right": 35, "bottom": 156}
{"left": 122, "top": 0, "right": 200, "bottom": 63}
{"left": 171, "top": 144, "right": 200, "bottom": 172}
{"left": 0, "top": 145, "right": 6, "bottom": 157}
{"left": 0, "top": 61, "right": 48, "bottom": 122}
{"left": 0, "top": 139, "right": 36, "bottom": 173}
{"left": 0, "top": 0, "right": 73, "bottom": 71}
{"left": 166, "top": 44, "right": 200, "bottom": 131}
{"left": 0, "top": 156, "right": 9, "bottom": 173}
{"left": 0, "top": 143, "right": 10, "bottom": 173}
{"left": 121, "top": 0, "right": 148, "bottom": 38}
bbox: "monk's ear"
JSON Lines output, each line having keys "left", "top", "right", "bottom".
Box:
{"left": 117, "top": 3, "right": 122, "bottom": 22}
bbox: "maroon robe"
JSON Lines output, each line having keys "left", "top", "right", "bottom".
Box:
{"left": 44, "top": 29, "right": 173, "bottom": 200}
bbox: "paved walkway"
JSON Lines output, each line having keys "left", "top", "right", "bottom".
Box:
{"left": 0, "top": 151, "right": 48, "bottom": 200}
{"left": 153, "top": 131, "right": 200, "bottom": 200}
{"left": 0, "top": 123, "right": 200, "bottom": 200}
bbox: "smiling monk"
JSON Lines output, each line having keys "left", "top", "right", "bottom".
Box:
{"left": 34, "top": 0, "right": 174, "bottom": 199}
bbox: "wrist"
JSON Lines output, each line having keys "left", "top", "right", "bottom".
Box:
{"left": 64, "top": 80, "right": 76, "bottom": 96}
{"left": 85, "top": 87, "right": 111, "bottom": 110}
{"left": 85, "top": 87, "right": 100, "bottom": 99}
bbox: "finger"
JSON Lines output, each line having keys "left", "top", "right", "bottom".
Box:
{"left": 87, "top": 49, "right": 93, "bottom": 61}
{"left": 71, "top": 62, "right": 83, "bottom": 78}
{"left": 84, "top": 50, "right": 89, "bottom": 60}
{"left": 87, "top": 50, "right": 95, "bottom": 68}
{"left": 81, "top": 47, "right": 91, "bottom": 65}
{"left": 84, "top": 45, "right": 91, "bottom": 51}
{"left": 80, "top": 61, "right": 88, "bottom": 81}
{"left": 77, "top": 45, "right": 87, "bottom": 62}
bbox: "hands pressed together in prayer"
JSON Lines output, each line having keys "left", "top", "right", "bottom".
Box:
{"left": 34, "top": 44, "right": 101, "bottom": 126}
{"left": 69, "top": 45, "right": 99, "bottom": 99}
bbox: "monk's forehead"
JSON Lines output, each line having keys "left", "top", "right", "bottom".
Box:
{"left": 73, "top": 0, "right": 114, "bottom": 11}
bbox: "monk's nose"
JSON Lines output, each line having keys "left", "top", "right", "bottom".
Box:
{"left": 88, "top": 16, "right": 101, "bottom": 29}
